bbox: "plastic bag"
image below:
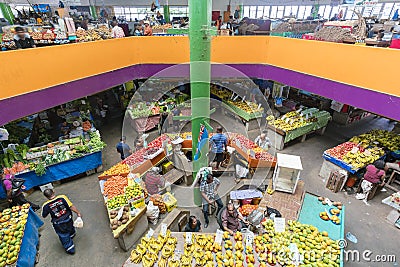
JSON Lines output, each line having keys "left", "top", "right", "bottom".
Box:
{"left": 73, "top": 217, "right": 84, "bottom": 228}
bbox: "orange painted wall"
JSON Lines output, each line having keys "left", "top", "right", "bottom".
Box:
{"left": 1, "top": 36, "right": 400, "bottom": 101}
{"left": 266, "top": 37, "right": 400, "bottom": 97}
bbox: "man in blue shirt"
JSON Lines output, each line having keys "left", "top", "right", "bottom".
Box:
{"left": 209, "top": 126, "right": 227, "bottom": 170}
{"left": 116, "top": 136, "right": 132, "bottom": 160}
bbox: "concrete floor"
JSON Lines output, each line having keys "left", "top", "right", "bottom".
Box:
{"left": 27, "top": 113, "right": 400, "bottom": 267}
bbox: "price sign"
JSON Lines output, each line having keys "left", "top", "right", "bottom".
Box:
{"left": 233, "top": 95, "right": 239, "bottom": 101}
{"left": 145, "top": 228, "right": 154, "bottom": 239}
{"left": 258, "top": 103, "right": 262, "bottom": 110}
{"left": 245, "top": 232, "right": 254, "bottom": 247}
{"left": 231, "top": 93, "right": 235, "bottom": 100}
{"left": 173, "top": 250, "right": 182, "bottom": 260}
{"left": 350, "top": 147, "right": 359, "bottom": 154}
{"left": 274, "top": 217, "right": 286, "bottom": 233}
{"left": 249, "top": 150, "right": 256, "bottom": 158}
{"left": 325, "top": 198, "right": 333, "bottom": 206}
{"left": 185, "top": 232, "right": 193, "bottom": 244}
{"left": 161, "top": 223, "right": 168, "bottom": 236}
{"left": 215, "top": 229, "right": 223, "bottom": 245}
{"left": 364, "top": 149, "right": 371, "bottom": 156}
{"left": 116, "top": 206, "right": 124, "bottom": 221}
{"left": 242, "top": 96, "right": 246, "bottom": 102}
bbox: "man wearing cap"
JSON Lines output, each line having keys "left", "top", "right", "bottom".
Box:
{"left": 144, "top": 21, "right": 153, "bottom": 36}
{"left": 144, "top": 167, "right": 166, "bottom": 195}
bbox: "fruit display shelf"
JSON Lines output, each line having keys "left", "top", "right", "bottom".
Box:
{"left": 267, "top": 109, "right": 332, "bottom": 150}
{"left": 322, "top": 129, "right": 397, "bottom": 173}
{"left": 0, "top": 204, "right": 42, "bottom": 267}
{"left": 229, "top": 133, "right": 276, "bottom": 168}
{"left": 124, "top": 220, "right": 343, "bottom": 267}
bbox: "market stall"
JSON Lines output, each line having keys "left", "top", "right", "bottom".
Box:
{"left": 267, "top": 108, "right": 331, "bottom": 150}
{"left": 123, "top": 218, "right": 343, "bottom": 267}
{"left": 0, "top": 130, "right": 105, "bottom": 197}
{"left": 320, "top": 129, "right": 400, "bottom": 181}
{"left": 126, "top": 95, "right": 189, "bottom": 132}
{"left": 211, "top": 86, "right": 264, "bottom": 131}
{"left": 0, "top": 204, "right": 43, "bottom": 267}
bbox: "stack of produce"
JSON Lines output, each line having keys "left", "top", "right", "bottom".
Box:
{"left": 232, "top": 134, "right": 275, "bottom": 162}
{"left": 226, "top": 100, "right": 264, "bottom": 115}
{"left": 325, "top": 142, "right": 357, "bottom": 160}
{"left": 103, "top": 175, "right": 128, "bottom": 199}
{"left": 128, "top": 220, "right": 341, "bottom": 267}
{"left": 238, "top": 204, "right": 258, "bottom": 216}
{"left": 210, "top": 86, "right": 232, "bottom": 99}
{"left": 390, "top": 192, "right": 400, "bottom": 205}
{"left": 314, "top": 26, "right": 352, "bottom": 42}
{"left": 153, "top": 24, "right": 172, "bottom": 30}
{"left": 107, "top": 195, "right": 127, "bottom": 210}
{"left": 122, "top": 149, "right": 145, "bottom": 167}
{"left": 109, "top": 206, "right": 130, "bottom": 231}
{"left": 0, "top": 203, "right": 30, "bottom": 266}
{"left": 268, "top": 111, "right": 310, "bottom": 132}
{"left": 150, "top": 194, "right": 167, "bottom": 214}
{"left": 341, "top": 147, "right": 384, "bottom": 169}
{"left": 100, "top": 163, "right": 130, "bottom": 178}
{"left": 349, "top": 129, "right": 400, "bottom": 151}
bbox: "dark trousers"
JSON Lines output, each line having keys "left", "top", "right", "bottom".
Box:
{"left": 11, "top": 194, "right": 40, "bottom": 209}
{"left": 53, "top": 217, "right": 76, "bottom": 254}
{"left": 202, "top": 198, "right": 223, "bottom": 224}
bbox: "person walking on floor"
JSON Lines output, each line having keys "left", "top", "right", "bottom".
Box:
{"left": 209, "top": 126, "right": 228, "bottom": 170}
{"left": 200, "top": 174, "right": 223, "bottom": 228}
{"left": 42, "top": 189, "right": 82, "bottom": 254}
{"left": 116, "top": 136, "right": 132, "bottom": 160}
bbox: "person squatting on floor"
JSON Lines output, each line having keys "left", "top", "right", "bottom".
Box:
{"left": 42, "top": 189, "right": 82, "bottom": 254}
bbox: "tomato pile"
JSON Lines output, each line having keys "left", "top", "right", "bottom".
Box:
{"left": 238, "top": 204, "right": 258, "bottom": 216}
{"left": 235, "top": 134, "right": 257, "bottom": 149}
{"left": 123, "top": 149, "right": 145, "bottom": 166}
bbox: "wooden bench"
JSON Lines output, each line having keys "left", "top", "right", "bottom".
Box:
{"left": 153, "top": 208, "right": 190, "bottom": 235}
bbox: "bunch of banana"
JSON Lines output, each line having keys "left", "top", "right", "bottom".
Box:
{"left": 212, "top": 242, "right": 222, "bottom": 252}
{"left": 168, "top": 258, "right": 180, "bottom": 267}
{"left": 181, "top": 255, "right": 192, "bottom": 266}
{"left": 140, "top": 237, "right": 150, "bottom": 247}
{"left": 216, "top": 252, "right": 224, "bottom": 261}
{"left": 204, "top": 251, "right": 214, "bottom": 261}
{"left": 136, "top": 244, "right": 147, "bottom": 255}
{"left": 142, "top": 252, "right": 157, "bottom": 267}
{"left": 158, "top": 257, "right": 168, "bottom": 267}
{"left": 195, "top": 256, "right": 206, "bottom": 266}
{"left": 166, "top": 236, "right": 178, "bottom": 246}
{"left": 267, "top": 115, "right": 275, "bottom": 121}
{"left": 205, "top": 261, "right": 214, "bottom": 267}
{"left": 184, "top": 243, "right": 194, "bottom": 256}
{"left": 235, "top": 240, "right": 244, "bottom": 251}
{"left": 130, "top": 249, "right": 142, "bottom": 264}
{"left": 161, "top": 245, "right": 174, "bottom": 258}
{"left": 193, "top": 248, "right": 204, "bottom": 259}
{"left": 196, "top": 235, "right": 207, "bottom": 247}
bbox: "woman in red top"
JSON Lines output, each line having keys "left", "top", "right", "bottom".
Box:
{"left": 356, "top": 160, "right": 385, "bottom": 204}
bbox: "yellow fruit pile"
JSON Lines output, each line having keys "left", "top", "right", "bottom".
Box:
{"left": 342, "top": 147, "right": 384, "bottom": 169}
{"left": 226, "top": 100, "right": 264, "bottom": 114}
{"left": 350, "top": 129, "right": 400, "bottom": 151}
{"left": 0, "top": 204, "right": 30, "bottom": 266}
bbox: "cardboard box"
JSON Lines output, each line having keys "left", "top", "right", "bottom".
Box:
{"left": 162, "top": 161, "right": 173, "bottom": 174}
{"left": 163, "top": 192, "right": 177, "bottom": 212}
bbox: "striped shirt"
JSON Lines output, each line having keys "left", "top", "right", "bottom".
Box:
{"left": 210, "top": 133, "right": 227, "bottom": 153}
{"left": 145, "top": 172, "right": 165, "bottom": 195}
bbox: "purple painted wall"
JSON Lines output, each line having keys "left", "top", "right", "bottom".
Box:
{"left": 1, "top": 64, "right": 399, "bottom": 125}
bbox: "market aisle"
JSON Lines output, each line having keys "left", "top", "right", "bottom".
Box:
{"left": 27, "top": 114, "right": 399, "bottom": 267}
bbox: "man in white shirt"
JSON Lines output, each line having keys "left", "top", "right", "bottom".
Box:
{"left": 111, "top": 21, "right": 125, "bottom": 38}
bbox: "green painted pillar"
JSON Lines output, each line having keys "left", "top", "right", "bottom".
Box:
{"left": 0, "top": 3, "right": 15, "bottom": 24}
{"left": 189, "top": 0, "right": 212, "bottom": 206}
{"left": 90, "top": 6, "right": 97, "bottom": 19}
{"left": 163, "top": 5, "right": 170, "bottom": 23}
